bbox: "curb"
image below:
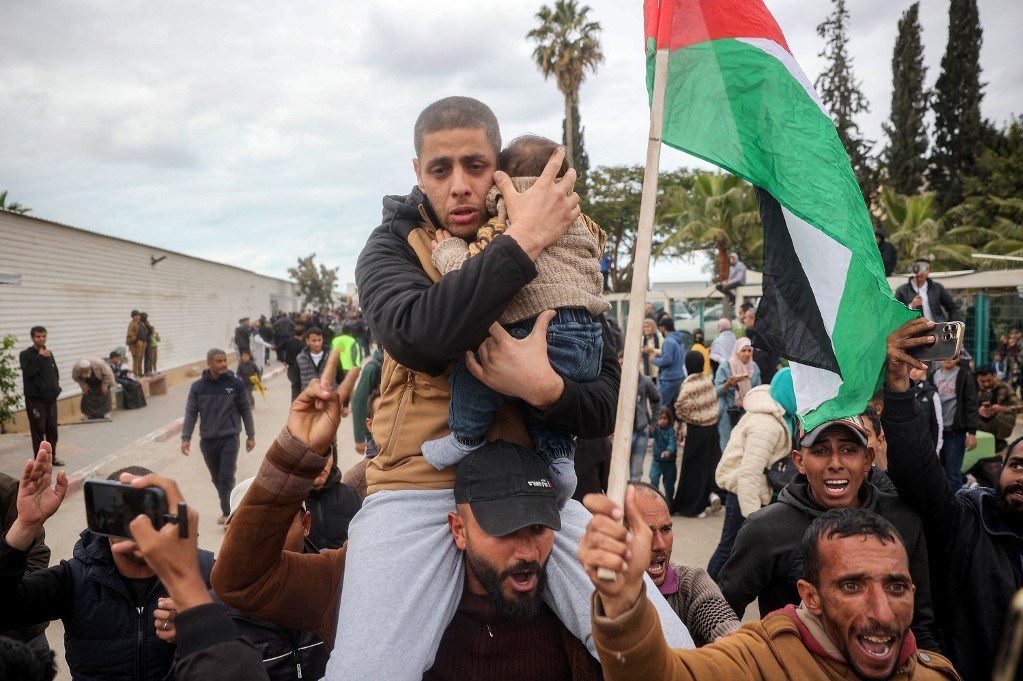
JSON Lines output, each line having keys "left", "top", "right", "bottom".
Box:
{"left": 65, "top": 418, "right": 184, "bottom": 496}
{"left": 63, "top": 366, "right": 287, "bottom": 496}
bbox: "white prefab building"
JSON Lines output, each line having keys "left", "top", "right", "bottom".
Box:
{"left": 0, "top": 210, "right": 300, "bottom": 409}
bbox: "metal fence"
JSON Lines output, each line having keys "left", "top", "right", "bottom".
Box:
{"left": 956, "top": 290, "right": 1023, "bottom": 366}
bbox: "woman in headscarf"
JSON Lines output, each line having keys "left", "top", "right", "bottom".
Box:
{"left": 640, "top": 317, "right": 663, "bottom": 383}
{"left": 708, "top": 317, "right": 736, "bottom": 376}
{"left": 706, "top": 368, "right": 796, "bottom": 580}
{"left": 714, "top": 337, "right": 761, "bottom": 452}
{"left": 672, "top": 351, "right": 723, "bottom": 517}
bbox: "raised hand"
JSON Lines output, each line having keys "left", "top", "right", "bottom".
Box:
{"left": 126, "top": 474, "right": 210, "bottom": 612}
{"left": 885, "top": 318, "right": 934, "bottom": 392}
{"left": 578, "top": 487, "right": 649, "bottom": 619}
{"left": 499, "top": 147, "right": 580, "bottom": 260}
{"left": 7, "top": 442, "right": 68, "bottom": 550}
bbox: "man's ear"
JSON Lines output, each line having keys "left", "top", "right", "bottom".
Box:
{"left": 791, "top": 449, "right": 805, "bottom": 475}
{"left": 797, "top": 579, "right": 823, "bottom": 615}
{"left": 864, "top": 446, "right": 876, "bottom": 470}
{"left": 413, "top": 157, "right": 425, "bottom": 192}
{"left": 301, "top": 511, "right": 312, "bottom": 537}
{"left": 448, "top": 511, "right": 467, "bottom": 551}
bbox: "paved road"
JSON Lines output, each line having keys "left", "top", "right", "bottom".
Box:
{"left": 6, "top": 366, "right": 747, "bottom": 680}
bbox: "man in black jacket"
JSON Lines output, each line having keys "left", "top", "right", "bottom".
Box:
{"left": 884, "top": 317, "right": 1022, "bottom": 681}
{"left": 234, "top": 318, "right": 252, "bottom": 358}
{"left": 306, "top": 449, "right": 361, "bottom": 549}
{"left": 338, "top": 96, "right": 688, "bottom": 678}
{"left": 0, "top": 450, "right": 215, "bottom": 681}
{"left": 19, "top": 326, "right": 63, "bottom": 466}
{"left": 716, "top": 415, "right": 938, "bottom": 651}
{"left": 893, "top": 259, "right": 960, "bottom": 323}
{"left": 181, "top": 349, "right": 255, "bottom": 524}
{"left": 875, "top": 228, "right": 898, "bottom": 277}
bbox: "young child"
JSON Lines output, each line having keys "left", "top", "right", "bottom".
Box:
{"left": 236, "top": 351, "right": 260, "bottom": 407}
{"left": 650, "top": 406, "right": 678, "bottom": 500}
{"left": 423, "top": 134, "right": 610, "bottom": 506}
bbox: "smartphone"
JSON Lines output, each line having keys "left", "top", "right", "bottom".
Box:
{"left": 994, "top": 589, "right": 1023, "bottom": 681}
{"left": 907, "top": 321, "right": 965, "bottom": 362}
{"left": 84, "top": 480, "right": 168, "bottom": 540}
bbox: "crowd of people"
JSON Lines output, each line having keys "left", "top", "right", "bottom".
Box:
{"left": 4, "top": 95, "right": 1022, "bottom": 681}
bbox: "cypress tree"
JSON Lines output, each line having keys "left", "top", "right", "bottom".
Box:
{"left": 883, "top": 3, "right": 928, "bottom": 195}
{"left": 815, "top": 0, "right": 875, "bottom": 205}
{"left": 562, "top": 103, "right": 590, "bottom": 197}
{"left": 928, "top": 0, "right": 984, "bottom": 211}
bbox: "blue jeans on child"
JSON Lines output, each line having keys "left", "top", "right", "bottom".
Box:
{"left": 649, "top": 456, "right": 677, "bottom": 499}
{"left": 629, "top": 430, "right": 649, "bottom": 481}
{"left": 448, "top": 308, "right": 602, "bottom": 464}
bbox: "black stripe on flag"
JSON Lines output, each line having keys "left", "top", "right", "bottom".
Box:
{"left": 752, "top": 187, "right": 842, "bottom": 376}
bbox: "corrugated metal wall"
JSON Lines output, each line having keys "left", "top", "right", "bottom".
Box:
{"left": 0, "top": 212, "right": 299, "bottom": 399}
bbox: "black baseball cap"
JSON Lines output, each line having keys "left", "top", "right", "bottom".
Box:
{"left": 454, "top": 441, "right": 561, "bottom": 537}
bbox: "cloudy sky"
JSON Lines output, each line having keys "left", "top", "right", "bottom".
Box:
{"left": 2, "top": 1, "right": 1019, "bottom": 287}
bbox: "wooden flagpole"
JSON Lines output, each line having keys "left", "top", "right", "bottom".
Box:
{"left": 598, "top": 46, "right": 670, "bottom": 582}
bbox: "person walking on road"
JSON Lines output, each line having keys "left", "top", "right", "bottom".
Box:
{"left": 181, "top": 348, "right": 255, "bottom": 524}
{"left": 19, "top": 326, "right": 63, "bottom": 466}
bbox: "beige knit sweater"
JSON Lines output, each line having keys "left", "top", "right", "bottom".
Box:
{"left": 674, "top": 373, "right": 719, "bottom": 439}
{"left": 431, "top": 177, "right": 610, "bottom": 325}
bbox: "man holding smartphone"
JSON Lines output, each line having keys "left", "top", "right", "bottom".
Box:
{"left": 0, "top": 444, "right": 215, "bottom": 680}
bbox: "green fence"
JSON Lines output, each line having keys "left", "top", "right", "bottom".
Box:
{"left": 956, "top": 290, "right": 1023, "bottom": 365}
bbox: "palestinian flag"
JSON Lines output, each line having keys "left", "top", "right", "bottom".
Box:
{"left": 643, "top": 0, "right": 916, "bottom": 430}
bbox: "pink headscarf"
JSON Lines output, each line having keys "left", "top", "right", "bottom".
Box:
{"left": 728, "top": 337, "right": 756, "bottom": 404}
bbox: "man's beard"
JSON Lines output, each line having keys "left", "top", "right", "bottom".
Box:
{"left": 465, "top": 546, "right": 547, "bottom": 621}
{"left": 995, "top": 481, "right": 1023, "bottom": 532}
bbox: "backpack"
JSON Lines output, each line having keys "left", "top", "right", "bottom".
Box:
{"left": 764, "top": 456, "right": 798, "bottom": 495}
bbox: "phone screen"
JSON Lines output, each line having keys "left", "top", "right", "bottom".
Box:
{"left": 84, "top": 480, "right": 167, "bottom": 540}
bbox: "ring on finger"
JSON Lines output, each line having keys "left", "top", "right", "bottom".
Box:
{"left": 163, "top": 621, "right": 169, "bottom": 631}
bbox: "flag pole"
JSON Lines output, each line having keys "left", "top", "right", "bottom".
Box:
{"left": 598, "top": 45, "right": 669, "bottom": 582}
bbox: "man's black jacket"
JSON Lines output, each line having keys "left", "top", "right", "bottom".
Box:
{"left": 894, "top": 277, "right": 960, "bottom": 323}
{"left": 354, "top": 187, "right": 620, "bottom": 438}
{"left": 19, "top": 346, "right": 60, "bottom": 402}
{"left": 306, "top": 466, "right": 361, "bottom": 550}
{"left": 717, "top": 474, "right": 938, "bottom": 652}
{"left": 884, "top": 386, "right": 1023, "bottom": 681}
{"left": 0, "top": 528, "right": 215, "bottom": 681}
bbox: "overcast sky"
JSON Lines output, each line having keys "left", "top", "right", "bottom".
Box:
{"left": 2, "top": 1, "right": 1019, "bottom": 287}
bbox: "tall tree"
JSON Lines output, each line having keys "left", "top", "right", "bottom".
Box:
{"left": 287, "top": 253, "right": 339, "bottom": 310}
{"left": 883, "top": 3, "right": 928, "bottom": 195}
{"left": 878, "top": 189, "right": 990, "bottom": 271}
{"left": 528, "top": 0, "right": 603, "bottom": 172}
{"left": 815, "top": 0, "right": 875, "bottom": 203}
{"left": 928, "top": 0, "right": 984, "bottom": 211}
{"left": 583, "top": 165, "right": 690, "bottom": 292}
{"left": 562, "top": 102, "right": 590, "bottom": 194}
{"left": 657, "top": 171, "right": 762, "bottom": 279}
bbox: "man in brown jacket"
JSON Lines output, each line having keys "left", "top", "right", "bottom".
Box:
{"left": 213, "top": 375, "right": 602, "bottom": 680}
{"left": 126, "top": 310, "right": 147, "bottom": 377}
{"left": 579, "top": 493, "right": 959, "bottom": 681}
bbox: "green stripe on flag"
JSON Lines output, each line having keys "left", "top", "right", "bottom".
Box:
{"left": 648, "top": 38, "right": 916, "bottom": 429}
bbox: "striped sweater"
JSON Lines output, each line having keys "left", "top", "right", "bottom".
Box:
{"left": 674, "top": 373, "right": 719, "bottom": 438}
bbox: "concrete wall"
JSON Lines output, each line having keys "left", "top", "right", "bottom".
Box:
{"left": 0, "top": 211, "right": 299, "bottom": 430}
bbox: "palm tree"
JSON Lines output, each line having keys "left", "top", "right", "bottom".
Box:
{"left": 657, "top": 171, "right": 762, "bottom": 279}
{"left": 0, "top": 190, "right": 31, "bottom": 214}
{"left": 879, "top": 189, "right": 990, "bottom": 271}
{"left": 528, "top": 1, "right": 603, "bottom": 168}
{"left": 976, "top": 196, "right": 1023, "bottom": 263}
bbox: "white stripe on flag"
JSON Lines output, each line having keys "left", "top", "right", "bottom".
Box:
{"left": 781, "top": 206, "right": 850, "bottom": 415}
{"left": 736, "top": 38, "right": 828, "bottom": 117}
